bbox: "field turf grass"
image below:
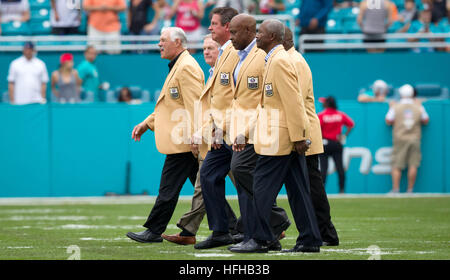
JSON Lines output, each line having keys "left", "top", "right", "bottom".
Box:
{"left": 0, "top": 196, "right": 449, "bottom": 260}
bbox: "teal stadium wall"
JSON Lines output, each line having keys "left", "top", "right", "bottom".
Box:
{"left": 1, "top": 52, "right": 450, "bottom": 100}
{"left": 0, "top": 52, "right": 449, "bottom": 197}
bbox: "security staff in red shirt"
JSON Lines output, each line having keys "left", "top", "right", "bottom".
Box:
{"left": 318, "top": 96, "right": 354, "bottom": 194}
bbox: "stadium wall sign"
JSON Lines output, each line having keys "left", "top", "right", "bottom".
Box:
{"left": 325, "top": 147, "right": 393, "bottom": 175}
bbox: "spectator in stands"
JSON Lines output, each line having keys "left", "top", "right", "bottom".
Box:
{"left": 7, "top": 42, "right": 49, "bottom": 105}
{"left": 118, "top": 87, "right": 142, "bottom": 104}
{"left": 358, "top": 79, "right": 389, "bottom": 103}
{"left": 390, "top": 0, "right": 399, "bottom": 21}
{"left": 77, "top": 46, "right": 101, "bottom": 101}
{"left": 128, "top": 0, "right": 161, "bottom": 36}
{"left": 334, "top": 0, "right": 357, "bottom": 8}
{"left": 0, "top": 0, "right": 30, "bottom": 35}
{"left": 358, "top": 0, "right": 393, "bottom": 53}
{"left": 50, "top": 0, "right": 81, "bottom": 35}
{"left": 247, "top": 0, "right": 285, "bottom": 15}
{"left": 0, "top": 0, "right": 30, "bottom": 22}
{"left": 399, "top": 0, "right": 419, "bottom": 23}
{"left": 170, "top": 0, "right": 205, "bottom": 39}
{"left": 428, "top": 0, "right": 448, "bottom": 24}
{"left": 385, "top": 84, "right": 429, "bottom": 193}
{"left": 409, "top": 6, "right": 434, "bottom": 31}
{"left": 298, "top": 0, "right": 333, "bottom": 50}
{"left": 215, "top": 0, "right": 246, "bottom": 13}
{"left": 318, "top": 96, "right": 355, "bottom": 193}
{"left": 51, "top": 53, "right": 82, "bottom": 103}
{"left": 397, "top": 0, "right": 419, "bottom": 32}
{"left": 83, "top": 0, "right": 127, "bottom": 54}
{"left": 118, "top": 87, "right": 132, "bottom": 102}
{"left": 200, "top": 0, "right": 216, "bottom": 34}
{"left": 407, "top": 8, "right": 437, "bottom": 52}
{"left": 318, "top": 96, "right": 354, "bottom": 194}
{"left": 156, "top": 0, "right": 174, "bottom": 29}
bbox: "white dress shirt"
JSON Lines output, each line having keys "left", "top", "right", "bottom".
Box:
{"left": 7, "top": 55, "right": 49, "bottom": 105}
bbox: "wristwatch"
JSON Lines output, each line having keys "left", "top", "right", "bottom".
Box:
{"left": 306, "top": 139, "right": 312, "bottom": 146}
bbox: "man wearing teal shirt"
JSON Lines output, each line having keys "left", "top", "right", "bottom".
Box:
{"left": 77, "top": 46, "right": 100, "bottom": 101}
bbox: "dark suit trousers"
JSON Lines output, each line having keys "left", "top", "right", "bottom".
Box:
{"left": 176, "top": 158, "right": 238, "bottom": 235}
{"left": 306, "top": 154, "right": 339, "bottom": 244}
{"left": 143, "top": 152, "right": 198, "bottom": 235}
{"left": 231, "top": 144, "right": 290, "bottom": 241}
{"left": 320, "top": 139, "right": 346, "bottom": 192}
{"left": 251, "top": 152, "right": 322, "bottom": 247}
{"left": 201, "top": 144, "right": 289, "bottom": 235}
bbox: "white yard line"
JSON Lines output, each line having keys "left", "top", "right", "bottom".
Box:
{"left": 193, "top": 253, "right": 235, "bottom": 257}
{"left": 0, "top": 216, "right": 105, "bottom": 221}
{"left": 0, "top": 193, "right": 449, "bottom": 206}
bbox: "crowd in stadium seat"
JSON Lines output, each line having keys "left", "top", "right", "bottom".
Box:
{"left": 0, "top": 0, "right": 447, "bottom": 40}
{"left": 2, "top": 42, "right": 151, "bottom": 104}
{"left": 357, "top": 78, "right": 449, "bottom": 102}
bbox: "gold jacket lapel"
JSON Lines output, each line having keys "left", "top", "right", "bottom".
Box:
{"left": 156, "top": 50, "right": 188, "bottom": 105}
{"left": 235, "top": 45, "right": 259, "bottom": 90}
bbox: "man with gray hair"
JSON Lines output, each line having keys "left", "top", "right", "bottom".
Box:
{"left": 358, "top": 79, "right": 389, "bottom": 103}
{"left": 126, "top": 26, "right": 205, "bottom": 244}
{"left": 161, "top": 26, "right": 188, "bottom": 48}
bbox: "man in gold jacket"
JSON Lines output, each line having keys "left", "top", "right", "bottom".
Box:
{"left": 126, "top": 27, "right": 204, "bottom": 243}
{"left": 195, "top": 13, "right": 291, "bottom": 251}
{"left": 162, "top": 34, "right": 240, "bottom": 246}
{"left": 283, "top": 26, "right": 339, "bottom": 247}
{"left": 230, "top": 19, "right": 322, "bottom": 253}
{"left": 186, "top": 7, "right": 241, "bottom": 250}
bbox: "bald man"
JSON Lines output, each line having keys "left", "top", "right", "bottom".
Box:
{"left": 226, "top": 14, "right": 291, "bottom": 251}
{"left": 195, "top": 14, "right": 290, "bottom": 251}
{"left": 230, "top": 19, "right": 322, "bottom": 253}
{"left": 283, "top": 26, "right": 339, "bottom": 247}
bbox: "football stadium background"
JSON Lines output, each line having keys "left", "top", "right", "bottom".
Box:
{"left": 0, "top": 0, "right": 449, "bottom": 262}
{"left": 1, "top": 0, "right": 449, "bottom": 197}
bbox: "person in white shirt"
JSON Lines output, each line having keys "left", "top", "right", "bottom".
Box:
{"left": 0, "top": 0, "right": 30, "bottom": 22}
{"left": 0, "top": 0, "right": 30, "bottom": 35}
{"left": 7, "top": 42, "right": 49, "bottom": 105}
{"left": 50, "top": 0, "right": 81, "bottom": 35}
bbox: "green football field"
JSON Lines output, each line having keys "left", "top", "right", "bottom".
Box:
{"left": 0, "top": 195, "right": 449, "bottom": 260}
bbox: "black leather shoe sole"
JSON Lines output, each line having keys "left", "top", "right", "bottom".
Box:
{"left": 322, "top": 241, "right": 339, "bottom": 246}
{"left": 229, "top": 244, "right": 268, "bottom": 253}
{"left": 194, "top": 235, "right": 234, "bottom": 250}
{"left": 268, "top": 240, "right": 282, "bottom": 251}
{"left": 282, "top": 246, "right": 320, "bottom": 253}
{"left": 228, "top": 239, "right": 269, "bottom": 253}
{"left": 126, "top": 232, "right": 163, "bottom": 243}
{"left": 229, "top": 247, "right": 269, "bottom": 253}
{"left": 232, "top": 233, "right": 245, "bottom": 244}
{"left": 228, "top": 240, "right": 247, "bottom": 250}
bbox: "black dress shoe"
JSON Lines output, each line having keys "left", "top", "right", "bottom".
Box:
{"left": 228, "top": 240, "right": 248, "bottom": 250}
{"left": 194, "top": 233, "right": 234, "bottom": 250}
{"left": 322, "top": 240, "right": 339, "bottom": 246}
{"left": 268, "top": 240, "right": 282, "bottom": 251}
{"left": 232, "top": 233, "right": 245, "bottom": 244}
{"left": 282, "top": 244, "right": 320, "bottom": 253}
{"left": 229, "top": 239, "right": 268, "bottom": 253}
{"left": 126, "top": 229, "right": 163, "bottom": 243}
